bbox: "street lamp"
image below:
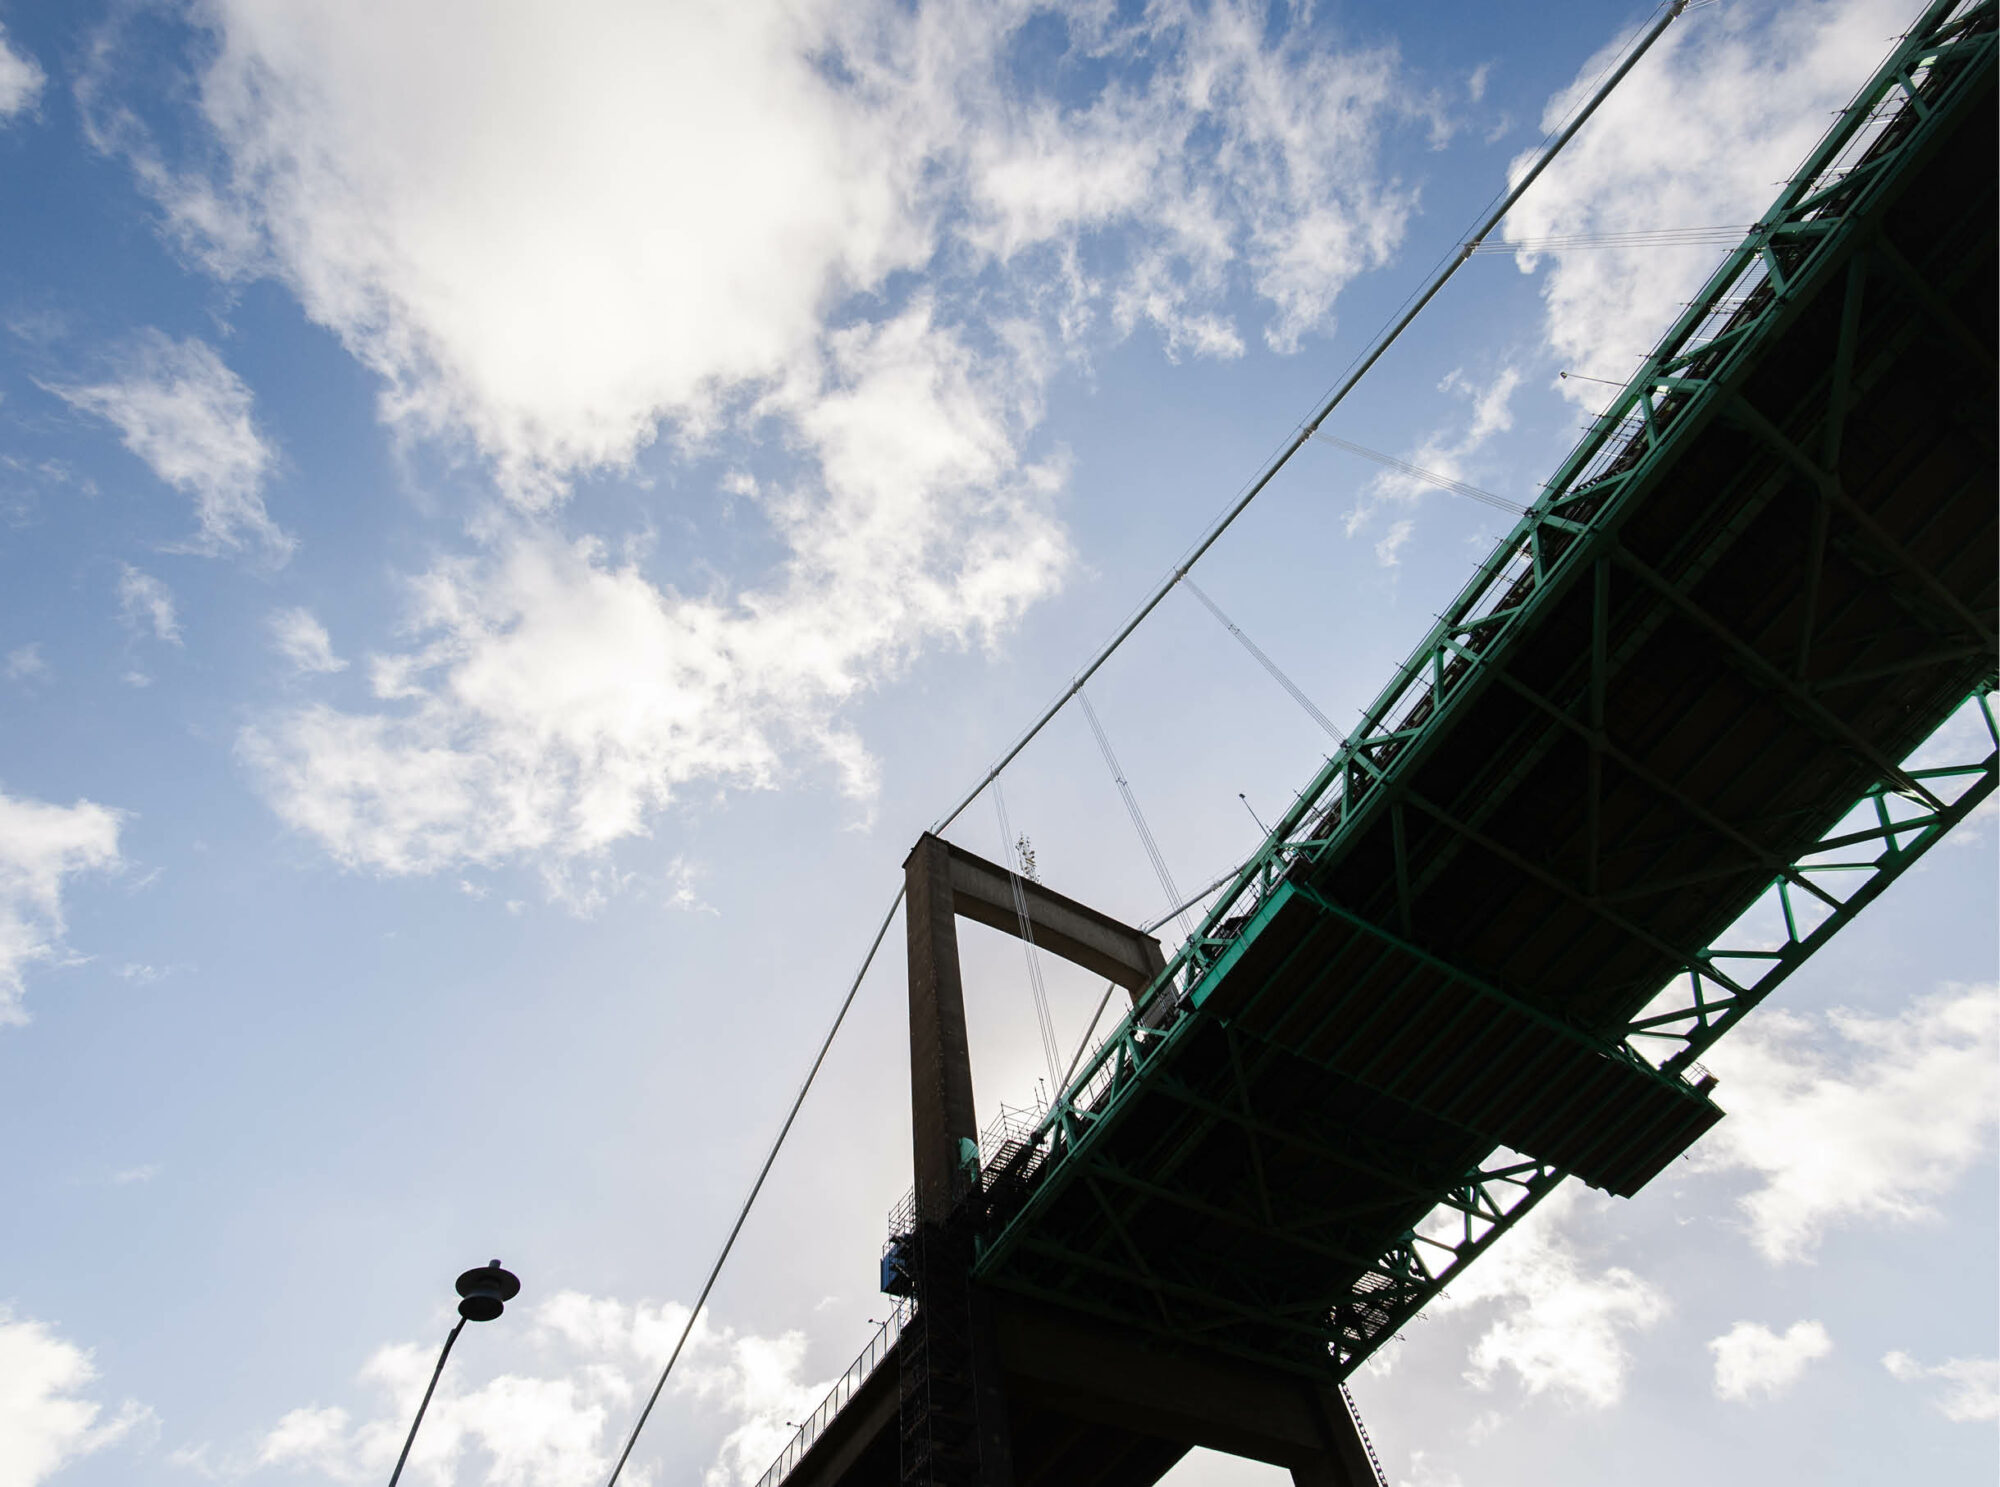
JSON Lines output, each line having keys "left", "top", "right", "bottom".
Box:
{"left": 386, "top": 1261, "right": 522, "bottom": 1487}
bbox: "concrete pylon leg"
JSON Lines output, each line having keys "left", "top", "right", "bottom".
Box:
{"left": 902, "top": 834, "right": 1015, "bottom": 1487}
{"left": 905, "top": 834, "right": 979, "bottom": 1224}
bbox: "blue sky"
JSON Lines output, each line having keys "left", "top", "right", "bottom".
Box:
{"left": 0, "top": 2, "right": 1993, "bottom": 1485}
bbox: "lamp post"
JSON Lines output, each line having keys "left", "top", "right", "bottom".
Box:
{"left": 386, "top": 1261, "right": 521, "bottom": 1487}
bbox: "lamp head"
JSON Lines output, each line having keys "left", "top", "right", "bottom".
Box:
{"left": 454, "top": 1260, "right": 521, "bottom": 1322}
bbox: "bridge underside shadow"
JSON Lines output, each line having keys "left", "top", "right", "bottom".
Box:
{"left": 776, "top": 1293, "right": 1377, "bottom": 1487}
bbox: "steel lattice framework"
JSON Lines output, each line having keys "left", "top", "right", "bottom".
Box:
{"left": 964, "top": 0, "right": 1999, "bottom": 1382}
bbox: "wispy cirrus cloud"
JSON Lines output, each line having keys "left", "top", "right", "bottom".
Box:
{"left": 116, "top": 564, "right": 180, "bottom": 647}
{"left": 4, "top": 643, "right": 48, "bottom": 682}
{"left": 1883, "top": 1350, "right": 2000, "bottom": 1424}
{"left": 0, "top": 787, "right": 124, "bottom": 1026}
{"left": 0, "top": 22, "right": 44, "bottom": 120}
{"left": 50, "top": 332, "right": 290, "bottom": 561}
{"left": 268, "top": 607, "right": 347, "bottom": 675}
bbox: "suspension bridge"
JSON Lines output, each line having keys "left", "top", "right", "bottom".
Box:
{"left": 608, "top": 5, "right": 1998, "bottom": 1484}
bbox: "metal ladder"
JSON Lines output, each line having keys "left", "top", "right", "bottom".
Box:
{"left": 898, "top": 1224, "right": 983, "bottom": 1487}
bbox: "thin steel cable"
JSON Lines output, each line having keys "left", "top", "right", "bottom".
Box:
{"left": 1471, "top": 225, "right": 1750, "bottom": 253}
{"left": 994, "top": 783, "right": 1064, "bottom": 1087}
{"left": 1179, "top": 578, "right": 1345, "bottom": 741}
{"left": 1307, "top": 433, "right": 1526, "bottom": 515}
{"left": 1057, "top": 980, "right": 1120, "bottom": 1096}
{"left": 1079, "top": 689, "right": 1190, "bottom": 944}
{"left": 602, "top": 888, "right": 905, "bottom": 1487}
{"left": 602, "top": 10, "right": 1693, "bottom": 1476}
{"left": 1057, "top": 855, "right": 1251, "bottom": 1099}
{"left": 1145, "top": 863, "right": 1246, "bottom": 936}
{"left": 929, "top": 1, "right": 1690, "bottom": 843}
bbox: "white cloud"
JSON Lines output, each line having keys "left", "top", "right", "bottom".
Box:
{"left": 0, "top": 1311, "right": 151, "bottom": 1486}
{"left": 51, "top": 332, "right": 290, "bottom": 560}
{"left": 74, "top": 1, "right": 1439, "bottom": 885}
{"left": 1342, "top": 363, "right": 1523, "bottom": 559}
{"left": 1429, "top": 1183, "right": 1668, "bottom": 1408}
{"left": 256, "top": 1290, "right": 829, "bottom": 1487}
{"left": 0, "top": 23, "right": 44, "bottom": 120}
{"left": 1883, "top": 1350, "right": 2000, "bottom": 1424}
{"left": 959, "top": 2, "right": 1417, "bottom": 358}
{"left": 1373, "top": 519, "right": 1414, "bottom": 568}
{"left": 107, "top": 0, "right": 1421, "bottom": 497}
{"left": 663, "top": 857, "right": 715, "bottom": 915}
{"left": 4, "top": 643, "right": 47, "bottom": 681}
{"left": 1692, "top": 984, "right": 2000, "bottom": 1263}
{"left": 269, "top": 607, "right": 348, "bottom": 674}
{"left": 117, "top": 564, "right": 181, "bottom": 647}
{"left": 0, "top": 787, "right": 124, "bottom": 1026}
{"left": 1395, "top": 1454, "right": 1465, "bottom": 1487}
{"left": 241, "top": 302, "right": 1070, "bottom": 885}
{"left": 1709, "top": 1319, "right": 1832, "bottom": 1403}
{"left": 1507, "top": 0, "right": 1912, "bottom": 400}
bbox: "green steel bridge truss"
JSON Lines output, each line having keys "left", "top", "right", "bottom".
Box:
{"left": 969, "top": 0, "right": 1998, "bottom": 1380}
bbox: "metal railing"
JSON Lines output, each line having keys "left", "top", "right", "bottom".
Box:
{"left": 884, "top": 1101, "right": 1049, "bottom": 1248}
{"left": 750, "top": 1300, "right": 909, "bottom": 1487}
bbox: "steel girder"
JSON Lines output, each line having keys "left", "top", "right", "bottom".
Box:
{"left": 970, "top": 0, "right": 1997, "bottom": 1381}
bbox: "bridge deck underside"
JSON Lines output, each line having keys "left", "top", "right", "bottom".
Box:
{"left": 978, "top": 54, "right": 1996, "bottom": 1378}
